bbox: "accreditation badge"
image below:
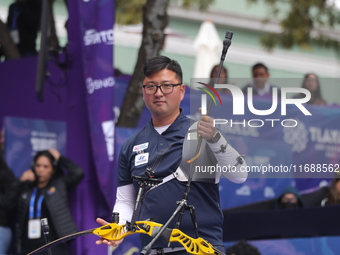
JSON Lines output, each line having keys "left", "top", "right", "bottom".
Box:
{"left": 28, "top": 219, "right": 41, "bottom": 239}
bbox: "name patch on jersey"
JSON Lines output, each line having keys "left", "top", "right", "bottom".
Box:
{"left": 135, "top": 152, "right": 149, "bottom": 166}
{"left": 133, "top": 142, "right": 149, "bottom": 152}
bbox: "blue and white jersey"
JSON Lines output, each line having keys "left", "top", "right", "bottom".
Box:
{"left": 118, "top": 110, "right": 224, "bottom": 249}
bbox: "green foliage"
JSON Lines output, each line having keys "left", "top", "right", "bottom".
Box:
{"left": 115, "top": 0, "right": 146, "bottom": 24}
{"left": 179, "top": 0, "right": 215, "bottom": 11}
{"left": 248, "top": 0, "right": 340, "bottom": 52}
{"left": 115, "top": 0, "right": 214, "bottom": 25}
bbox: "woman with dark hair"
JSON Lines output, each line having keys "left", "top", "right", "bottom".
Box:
{"left": 209, "top": 64, "right": 229, "bottom": 94}
{"left": 321, "top": 175, "right": 340, "bottom": 206}
{"left": 295, "top": 73, "right": 326, "bottom": 105}
{"left": 210, "top": 64, "right": 228, "bottom": 83}
{"left": 17, "top": 149, "right": 84, "bottom": 255}
{"left": 0, "top": 154, "right": 19, "bottom": 254}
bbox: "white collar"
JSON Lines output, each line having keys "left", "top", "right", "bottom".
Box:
{"left": 251, "top": 81, "right": 271, "bottom": 96}
{"left": 154, "top": 124, "right": 171, "bottom": 134}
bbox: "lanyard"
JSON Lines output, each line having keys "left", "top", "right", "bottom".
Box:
{"left": 29, "top": 188, "right": 44, "bottom": 219}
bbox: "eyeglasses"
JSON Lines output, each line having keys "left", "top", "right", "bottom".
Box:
{"left": 142, "top": 83, "right": 182, "bottom": 95}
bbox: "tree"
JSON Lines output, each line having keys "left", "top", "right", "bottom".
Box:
{"left": 116, "top": 0, "right": 169, "bottom": 127}
{"left": 248, "top": 0, "right": 340, "bottom": 52}
{"left": 115, "top": 0, "right": 214, "bottom": 127}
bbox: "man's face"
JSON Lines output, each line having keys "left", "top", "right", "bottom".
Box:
{"left": 252, "top": 67, "right": 269, "bottom": 89}
{"left": 281, "top": 193, "right": 298, "bottom": 204}
{"left": 142, "top": 69, "right": 185, "bottom": 122}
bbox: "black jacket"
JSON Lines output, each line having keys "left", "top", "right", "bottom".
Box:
{"left": 0, "top": 154, "right": 19, "bottom": 227}
{"left": 6, "top": 0, "right": 41, "bottom": 56}
{"left": 16, "top": 155, "right": 84, "bottom": 254}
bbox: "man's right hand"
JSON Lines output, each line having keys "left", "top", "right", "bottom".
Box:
{"left": 95, "top": 218, "right": 124, "bottom": 247}
{"left": 19, "top": 169, "right": 36, "bottom": 182}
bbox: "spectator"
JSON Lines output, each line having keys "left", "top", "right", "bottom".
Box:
{"left": 0, "top": 128, "right": 5, "bottom": 153}
{"left": 226, "top": 240, "right": 261, "bottom": 255}
{"left": 209, "top": 64, "right": 230, "bottom": 94}
{"left": 276, "top": 186, "right": 304, "bottom": 209}
{"left": 210, "top": 64, "right": 228, "bottom": 84}
{"left": 6, "top": 0, "right": 41, "bottom": 57}
{"left": 17, "top": 149, "right": 84, "bottom": 255}
{"left": 294, "top": 73, "right": 326, "bottom": 106}
{"left": 0, "top": 153, "right": 19, "bottom": 254}
{"left": 321, "top": 172, "right": 340, "bottom": 206}
{"left": 242, "top": 63, "right": 280, "bottom": 97}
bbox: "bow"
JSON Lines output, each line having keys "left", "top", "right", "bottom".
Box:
{"left": 27, "top": 221, "right": 224, "bottom": 255}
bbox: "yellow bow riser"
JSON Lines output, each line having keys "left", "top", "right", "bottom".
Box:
{"left": 93, "top": 221, "right": 216, "bottom": 255}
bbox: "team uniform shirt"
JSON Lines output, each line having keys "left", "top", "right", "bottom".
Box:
{"left": 117, "top": 110, "right": 224, "bottom": 249}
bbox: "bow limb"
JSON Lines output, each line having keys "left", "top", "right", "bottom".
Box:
{"left": 93, "top": 221, "right": 163, "bottom": 240}
{"left": 169, "top": 229, "right": 223, "bottom": 255}
{"left": 186, "top": 147, "right": 201, "bottom": 164}
{"left": 27, "top": 228, "right": 96, "bottom": 255}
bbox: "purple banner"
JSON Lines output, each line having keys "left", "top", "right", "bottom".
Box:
{"left": 77, "top": 0, "right": 115, "bottom": 211}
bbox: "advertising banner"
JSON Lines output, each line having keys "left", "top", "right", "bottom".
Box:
{"left": 78, "top": 0, "right": 115, "bottom": 209}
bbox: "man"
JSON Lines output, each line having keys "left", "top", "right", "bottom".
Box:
{"left": 6, "top": 0, "right": 41, "bottom": 57}
{"left": 276, "top": 186, "right": 304, "bottom": 209}
{"left": 242, "top": 63, "right": 280, "bottom": 97}
{"left": 96, "top": 56, "right": 247, "bottom": 254}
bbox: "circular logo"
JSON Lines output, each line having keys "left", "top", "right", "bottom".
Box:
{"left": 283, "top": 120, "right": 308, "bottom": 152}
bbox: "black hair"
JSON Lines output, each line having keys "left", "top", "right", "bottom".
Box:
{"left": 226, "top": 241, "right": 261, "bottom": 255}
{"left": 33, "top": 150, "right": 59, "bottom": 176}
{"left": 301, "top": 73, "right": 324, "bottom": 104}
{"left": 325, "top": 176, "right": 340, "bottom": 205}
{"left": 252, "top": 63, "right": 268, "bottom": 74}
{"left": 143, "top": 56, "right": 183, "bottom": 83}
{"left": 210, "top": 65, "right": 228, "bottom": 78}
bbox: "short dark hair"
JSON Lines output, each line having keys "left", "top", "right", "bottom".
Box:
{"left": 252, "top": 63, "right": 268, "bottom": 74}
{"left": 143, "top": 56, "right": 183, "bottom": 83}
{"left": 226, "top": 241, "right": 261, "bottom": 255}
